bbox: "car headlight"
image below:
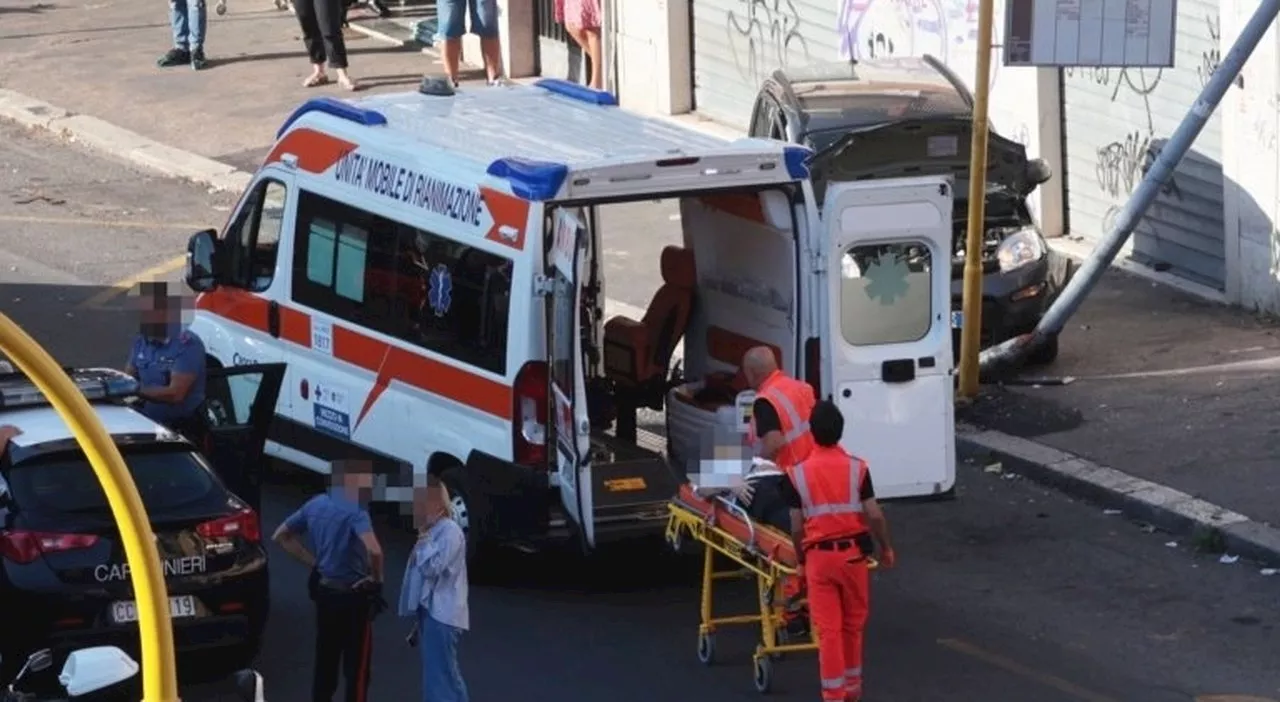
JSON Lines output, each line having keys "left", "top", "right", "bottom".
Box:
{"left": 996, "top": 228, "right": 1046, "bottom": 272}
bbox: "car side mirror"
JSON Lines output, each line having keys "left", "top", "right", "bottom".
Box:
{"left": 186, "top": 228, "right": 220, "bottom": 293}
{"left": 58, "top": 646, "right": 138, "bottom": 697}
{"left": 23, "top": 649, "right": 54, "bottom": 675}
{"left": 1025, "top": 158, "right": 1052, "bottom": 187}
{"left": 234, "top": 669, "right": 266, "bottom": 701}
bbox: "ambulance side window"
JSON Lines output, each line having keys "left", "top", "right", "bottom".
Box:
{"left": 226, "top": 179, "right": 287, "bottom": 293}
{"left": 290, "top": 190, "right": 511, "bottom": 376}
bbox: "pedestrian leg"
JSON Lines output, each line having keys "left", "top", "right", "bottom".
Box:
{"left": 421, "top": 612, "right": 469, "bottom": 702}
{"left": 312, "top": 0, "right": 356, "bottom": 89}
{"left": 187, "top": 0, "right": 208, "bottom": 67}
{"left": 159, "top": 0, "right": 193, "bottom": 66}
{"left": 838, "top": 560, "right": 871, "bottom": 701}
{"left": 339, "top": 594, "right": 374, "bottom": 702}
{"left": 312, "top": 593, "right": 344, "bottom": 702}
{"left": 805, "top": 551, "right": 848, "bottom": 702}
{"left": 470, "top": 0, "right": 503, "bottom": 81}
{"left": 293, "top": 0, "right": 329, "bottom": 75}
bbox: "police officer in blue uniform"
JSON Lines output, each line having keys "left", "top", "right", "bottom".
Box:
{"left": 273, "top": 458, "right": 386, "bottom": 702}
{"left": 123, "top": 282, "right": 206, "bottom": 440}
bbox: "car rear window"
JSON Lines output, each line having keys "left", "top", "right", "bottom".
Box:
{"left": 7, "top": 449, "right": 218, "bottom": 515}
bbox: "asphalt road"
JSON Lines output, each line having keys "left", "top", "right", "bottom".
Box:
{"left": 3, "top": 122, "right": 1280, "bottom": 702}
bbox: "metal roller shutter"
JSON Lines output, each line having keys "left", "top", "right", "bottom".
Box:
{"left": 1061, "top": 1, "right": 1226, "bottom": 289}
{"left": 690, "top": 0, "right": 842, "bottom": 129}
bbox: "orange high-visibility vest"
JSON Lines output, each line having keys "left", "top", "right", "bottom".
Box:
{"left": 791, "top": 445, "right": 870, "bottom": 550}
{"left": 749, "top": 370, "right": 816, "bottom": 469}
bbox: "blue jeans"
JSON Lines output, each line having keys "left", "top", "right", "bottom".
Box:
{"left": 419, "top": 609, "right": 468, "bottom": 702}
{"left": 435, "top": 0, "right": 498, "bottom": 40}
{"left": 170, "top": 0, "right": 207, "bottom": 50}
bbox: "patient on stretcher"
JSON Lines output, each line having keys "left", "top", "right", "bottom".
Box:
{"left": 693, "top": 457, "right": 794, "bottom": 535}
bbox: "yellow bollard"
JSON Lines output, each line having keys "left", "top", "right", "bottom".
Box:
{"left": 957, "top": 0, "right": 997, "bottom": 399}
{"left": 0, "top": 313, "right": 179, "bottom": 702}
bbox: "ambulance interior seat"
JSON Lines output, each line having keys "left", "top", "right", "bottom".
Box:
{"left": 603, "top": 245, "right": 695, "bottom": 441}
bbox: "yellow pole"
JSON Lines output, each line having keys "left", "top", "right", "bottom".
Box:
{"left": 0, "top": 313, "right": 179, "bottom": 702}
{"left": 958, "top": 0, "right": 997, "bottom": 399}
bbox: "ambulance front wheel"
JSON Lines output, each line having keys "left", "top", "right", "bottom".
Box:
{"left": 752, "top": 656, "right": 772, "bottom": 693}
{"left": 696, "top": 631, "right": 715, "bottom": 665}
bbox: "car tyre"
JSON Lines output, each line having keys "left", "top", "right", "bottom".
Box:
{"left": 438, "top": 465, "right": 501, "bottom": 581}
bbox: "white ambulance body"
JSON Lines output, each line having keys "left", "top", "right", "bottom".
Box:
{"left": 184, "top": 79, "right": 956, "bottom": 552}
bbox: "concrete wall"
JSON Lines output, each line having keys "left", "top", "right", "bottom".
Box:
{"left": 1221, "top": 0, "right": 1280, "bottom": 313}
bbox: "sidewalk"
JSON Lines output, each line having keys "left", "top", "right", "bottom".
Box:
{"left": 4, "top": 0, "right": 1280, "bottom": 565}
{"left": 0, "top": 0, "right": 468, "bottom": 172}
{"left": 961, "top": 266, "right": 1280, "bottom": 561}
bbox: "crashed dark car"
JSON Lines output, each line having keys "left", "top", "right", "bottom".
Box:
{"left": 749, "top": 56, "right": 1071, "bottom": 363}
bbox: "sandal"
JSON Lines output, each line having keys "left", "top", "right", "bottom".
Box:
{"left": 303, "top": 73, "right": 330, "bottom": 88}
{"left": 338, "top": 76, "right": 360, "bottom": 92}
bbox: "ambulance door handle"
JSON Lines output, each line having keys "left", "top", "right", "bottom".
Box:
{"left": 267, "top": 301, "right": 281, "bottom": 338}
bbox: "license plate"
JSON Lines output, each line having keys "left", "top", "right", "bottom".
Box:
{"left": 110, "top": 595, "right": 197, "bottom": 624}
{"left": 950, "top": 310, "right": 964, "bottom": 329}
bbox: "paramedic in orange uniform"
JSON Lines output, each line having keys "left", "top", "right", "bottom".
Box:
{"left": 783, "top": 400, "right": 896, "bottom": 702}
{"left": 741, "top": 346, "right": 815, "bottom": 470}
{"left": 738, "top": 345, "right": 817, "bottom": 636}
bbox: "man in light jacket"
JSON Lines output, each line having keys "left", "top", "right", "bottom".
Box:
{"left": 400, "top": 475, "right": 469, "bottom": 702}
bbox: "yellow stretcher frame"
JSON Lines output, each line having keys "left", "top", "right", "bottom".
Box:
{"left": 666, "top": 498, "right": 878, "bottom": 694}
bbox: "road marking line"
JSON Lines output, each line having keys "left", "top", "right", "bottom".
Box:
{"left": 0, "top": 215, "right": 209, "bottom": 230}
{"left": 936, "top": 638, "right": 1119, "bottom": 702}
{"left": 1195, "top": 696, "right": 1279, "bottom": 702}
{"left": 78, "top": 254, "right": 187, "bottom": 310}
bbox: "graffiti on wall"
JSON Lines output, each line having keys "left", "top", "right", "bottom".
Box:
{"left": 1065, "top": 64, "right": 1183, "bottom": 204}
{"left": 837, "top": 0, "right": 1000, "bottom": 91}
{"left": 727, "top": 0, "right": 812, "bottom": 84}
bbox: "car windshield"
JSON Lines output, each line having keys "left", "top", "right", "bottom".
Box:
{"left": 7, "top": 447, "right": 217, "bottom": 515}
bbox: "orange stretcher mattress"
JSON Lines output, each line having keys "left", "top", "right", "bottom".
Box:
{"left": 674, "top": 483, "right": 799, "bottom": 567}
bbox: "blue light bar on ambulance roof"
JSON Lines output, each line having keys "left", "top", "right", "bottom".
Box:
{"left": 276, "top": 97, "right": 388, "bottom": 139}
{"left": 487, "top": 158, "right": 570, "bottom": 201}
{"left": 0, "top": 367, "right": 139, "bottom": 410}
{"left": 534, "top": 78, "right": 619, "bottom": 107}
{"left": 783, "top": 145, "right": 812, "bottom": 180}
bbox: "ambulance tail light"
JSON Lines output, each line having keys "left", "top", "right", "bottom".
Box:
{"left": 514, "top": 361, "right": 549, "bottom": 468}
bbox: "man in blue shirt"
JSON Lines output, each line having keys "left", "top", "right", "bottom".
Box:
{"left": 274, "top": 458, "right": 386, "bottom": 702}
{"left": 123, "top": 283, "right": 206, "bottom": 439}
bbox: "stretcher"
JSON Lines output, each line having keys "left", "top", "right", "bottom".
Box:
{"left": 666, "top": 483, "right": 876, "bottom": 694}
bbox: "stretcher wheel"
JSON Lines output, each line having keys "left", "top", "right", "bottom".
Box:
{"left": 696, "top": 631, "right": 715, "bottom": 665}
{"left": 753, "top": 656, "right": 773, "bottom": 694}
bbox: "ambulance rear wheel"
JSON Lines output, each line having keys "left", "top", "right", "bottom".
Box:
{"left": 438, "top": 466, "right": 478, "bottom": 562}
{"left": 696, "top": 632, "right": 715, "bottom": 665}
{"left": 753, "top": 656, "right": 773, "bottom": 693}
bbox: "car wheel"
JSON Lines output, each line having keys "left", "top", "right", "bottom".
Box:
{"left": 1027, "top": 333, "right": 1060, "bottom": 366}
{"left": 438, "top": 466, "right": 479, "bottom": 561}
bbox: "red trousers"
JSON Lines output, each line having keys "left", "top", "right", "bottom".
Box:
{"left": 805, "top": 549, "right": 869, "bottom": 701}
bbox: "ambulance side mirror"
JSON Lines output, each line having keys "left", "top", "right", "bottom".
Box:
{"left": 186, "top": 229, "right": 221, "bottom": 292}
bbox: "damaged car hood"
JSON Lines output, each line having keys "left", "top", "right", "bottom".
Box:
{"left": 808, "top": 117, "right": 1034, "bottom": 194}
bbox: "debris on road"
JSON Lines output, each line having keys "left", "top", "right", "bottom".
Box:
{"left": 1219, "top": 554, "right": 1240, "bottom": 565}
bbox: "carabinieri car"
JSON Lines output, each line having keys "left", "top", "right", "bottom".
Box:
{"left": 0, "top": 364, "right": 283, "bottom": 677}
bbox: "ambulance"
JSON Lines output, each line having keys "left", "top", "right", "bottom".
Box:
{"left": 183, "top": 78, "right": 961, "bottom": 556}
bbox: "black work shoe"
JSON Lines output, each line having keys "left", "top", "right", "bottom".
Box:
{"left": 157, "top": 48, "right": 190, "bottom": 68}
{"left": 190, "top": 47, "right": 207, "bottom": 70}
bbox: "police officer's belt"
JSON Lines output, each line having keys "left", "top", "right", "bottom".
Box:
{"left": 318, "top": 578, "right": 358, "bottom": 591}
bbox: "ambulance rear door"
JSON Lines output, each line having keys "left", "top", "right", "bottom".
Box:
{"left": 547, "top": 209, "right": 594, "bottom": 548}
{"left": 820, "top": 176, "right": 956, "bottom": 498}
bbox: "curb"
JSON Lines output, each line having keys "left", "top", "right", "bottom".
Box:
{"left": 957, "top": 422, "right": 1280, "bottom": 567}
{"left": 0, "top": 89, "right": 251, "bottom": 194}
